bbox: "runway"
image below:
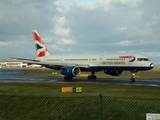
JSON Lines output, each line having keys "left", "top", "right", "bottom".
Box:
{"left": 0, "top": 68, "right": 160, "bottom": 87}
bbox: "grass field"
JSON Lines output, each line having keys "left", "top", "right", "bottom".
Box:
{"left": 0, "top": 67, "right": 160, "bottom": 119}
{"left": 0, "top": 83, "right": 160, "bottom": 119}
{"left": 1, "top": 83, "right": 160, "bottom": 97}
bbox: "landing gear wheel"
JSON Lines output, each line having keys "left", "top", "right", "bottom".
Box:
{"left": 88, "top": 71, "right": 97, "bottom": 80}
{"left": 88, "top": 75, "right": 91, "bottom": 79}
{"left": 93, "top": 75, "right": 97, "bottom": 79}
{"left": 130, "top": 78, "right": 135, "bottom": 82}
{"left": 88, "top": 75, "right": 97, "bottom": 80}
{"left": 130, "top": 72, "right": 136, "bottom": 82}
{"left": 64, "top": 76, "right": 73, "bottom": 81}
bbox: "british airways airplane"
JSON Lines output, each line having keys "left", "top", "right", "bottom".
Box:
{"left": 12, "top": 30, "right": 154, "bottom": 82}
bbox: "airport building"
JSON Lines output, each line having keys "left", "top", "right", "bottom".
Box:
{"left": 0, "top": 60, "right": 41, "bottom": 68}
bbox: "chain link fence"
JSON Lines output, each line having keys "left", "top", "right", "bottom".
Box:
{"left": 0, "top": 94, "right": 160, "bottom": 120}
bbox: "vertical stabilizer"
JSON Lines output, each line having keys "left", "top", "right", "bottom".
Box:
{"left": 32, "top": 30, "right": 51, "bottom": 57}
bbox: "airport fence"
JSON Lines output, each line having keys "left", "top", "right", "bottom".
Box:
{"left": 0, "top": 94, "right": 160, "bottom": 120}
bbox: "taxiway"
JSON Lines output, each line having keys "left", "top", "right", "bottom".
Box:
{"left": 0, "top": 68, "right": 160, "bottom": 87}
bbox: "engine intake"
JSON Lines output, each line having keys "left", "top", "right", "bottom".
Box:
{"left": 104, "top": 70, "right": 123, "bottom": 76}
{"left": 60, "top": 66, "right": 81, "bottom": 77}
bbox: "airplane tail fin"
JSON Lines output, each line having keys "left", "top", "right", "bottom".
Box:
{"left": 32, "top": 30, "right": 51, "bottom": 57}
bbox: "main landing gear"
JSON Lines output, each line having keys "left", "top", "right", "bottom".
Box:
{"left": 64, "top": 76, "right": 73, "bottom": 81}
{"left": 88, "top": 71, "right": 97, "bottom": 80}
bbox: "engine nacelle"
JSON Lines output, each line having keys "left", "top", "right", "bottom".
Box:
{"left": 60, "top": 66, "right": 81, "bottom": 77}
{"left": 104, "top": 70, "right": 123, "bottom": 76}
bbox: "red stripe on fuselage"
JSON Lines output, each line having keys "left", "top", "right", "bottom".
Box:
{"left": 119, "top": 56, "right": 135, "bottom": 58}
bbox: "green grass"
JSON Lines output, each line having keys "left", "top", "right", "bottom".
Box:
{"left": 1, "top": 66, "right": 160, "bottom": 119}
{"left": 0, "top": 83, "right": 160, "bottom": 97}
{"left": 1, "top": 95, "right": 159, "bottom": 120}
{"left": 0, "top": 83, "right": 160, "bottom": 119}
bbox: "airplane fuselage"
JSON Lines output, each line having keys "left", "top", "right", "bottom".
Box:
{"left": 36, "top": 53, "right": 154, "bottom": 72}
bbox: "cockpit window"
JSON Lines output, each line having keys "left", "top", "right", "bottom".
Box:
{"left": 137, "top": 58, "right": 142, "bottom": 61}
{"left": 143, "top": 58, "right": 149, "bottom": 61}
{"left": 137, "top": 58, "right": 149, "bottom": 61}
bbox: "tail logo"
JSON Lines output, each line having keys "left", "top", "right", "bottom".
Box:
{"left": 36, "top": 44, "right": 43, "bottom": 50}
{"left": 37, "top": 48, "right": 48, "bottom": 57}
{"left": 32, "top": 30, "right": 50, "bottom": 57}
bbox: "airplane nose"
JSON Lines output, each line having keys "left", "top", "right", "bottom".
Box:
{"left": 150, "top": 63, "right": 154, "bottom": 68}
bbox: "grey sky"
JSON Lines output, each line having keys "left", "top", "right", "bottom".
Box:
{"left": 0, "top": 0, "right": 160, "bottom": 63}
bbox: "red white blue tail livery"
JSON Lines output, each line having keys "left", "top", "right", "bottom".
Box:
{"left": 32, "top": 30, "right": 50, "bottom": 57}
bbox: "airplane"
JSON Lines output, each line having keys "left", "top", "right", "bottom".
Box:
{"left": 12, "top": 30, "right": 154, "bottom": 82}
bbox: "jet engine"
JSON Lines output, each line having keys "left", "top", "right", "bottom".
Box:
{"left": 104, "top": 70, "right": 123, "bottom": 76}
{"left": 60, "top": 66, "right": 81, "bottom": 77}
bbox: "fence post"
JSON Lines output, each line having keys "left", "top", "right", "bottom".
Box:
{"left": 99, "top": 93, "right": 103, "bottom": 120}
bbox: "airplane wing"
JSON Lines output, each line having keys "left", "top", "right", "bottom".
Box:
{"left": 11, "top": 57, "right": 90, "bottom": 69}
{"left": 11, "top": 57, "right": 40, "bottom": 62}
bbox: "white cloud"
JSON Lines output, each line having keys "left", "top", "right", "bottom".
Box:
{"left": 53, "top": 16, "right": 66, "bottom": 26}
{"left": 54, "top": 27, "right": 70, "bottom": 36}
{"left": 76, "top": 2, "right": 95, "bottom": 10}
{"left": 56, "top": 7, "right": 63, "bottom": 12}
{"left": 52, "top": 16, "right": 70, "bottom": 36}
{"left": 56, "top": 38, "right": 75, "bottom": 45}
{"left": 0, "top": 0, "right": 160, "bottom": 63}
{"left": 120, "top": 0, "right": 128, "bottom": 4}
{"left": 143, "top": 52, "right": 160, "bottom": 57}
{"left": 119, "top": 40, "right": 132, "bottom": 46}
{"left": 102, "top": 39, "right": 156, "bottom": 47}
{"left": 51, "top": 44, "right": 63, "bottom": 51}
{"left": 0, "top": 41, "right": 12, "bottom": 46}
{"left": 147, "top": 14, "right": 160, "bottom": 26}
{"left": 117, "top": 50, "right": 127, "bottom": 53}
{"left": 53, "top": 1, "right": 61, "bottom": 6}
{"left": 106, "top": 40, "right": 133, "bottom": 46}
{"left": 51, "top": 44, "right": 72, "bottom": 52}
{"left": 117, "top": 27, "right": 127, "bottom": 31}
{"left": 42, "top": 37, "right": 52, "bottom": 43}
{"left": 139, "top": 39, "right": 148, "bottom": 45}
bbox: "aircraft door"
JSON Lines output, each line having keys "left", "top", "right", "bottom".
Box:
{"left": 100, "top": 55, "right": 105, "bottom": 64}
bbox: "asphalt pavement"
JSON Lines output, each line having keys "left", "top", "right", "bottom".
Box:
{"left": 0, "top": 68, "right": 160, "bottom": 87}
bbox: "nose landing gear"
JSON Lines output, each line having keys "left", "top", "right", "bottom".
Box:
{"left": 130, "top": 73, "right": 136, "bottom": 82}
{"left": 130, "top": 71, "right": 138, "bottom": 82}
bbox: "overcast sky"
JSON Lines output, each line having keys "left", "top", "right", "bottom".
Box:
{"left": 0, "top": 0, "right": 160, "bottom": 64}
